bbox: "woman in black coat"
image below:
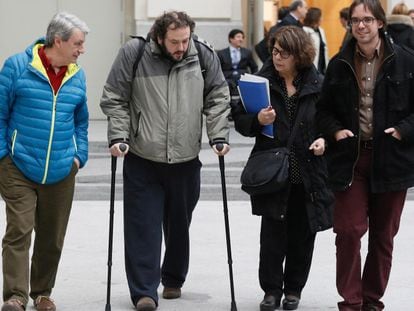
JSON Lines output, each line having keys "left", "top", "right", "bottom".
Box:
{"left": 386, "top": 3, "right": 414, "bottom": 51}
{"left": 232, "top": 26, "right": 333, "bottom": 311}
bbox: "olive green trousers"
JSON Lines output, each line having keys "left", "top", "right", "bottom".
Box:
{"left": 0, "top": 156, "right": 77, "bottom": 306}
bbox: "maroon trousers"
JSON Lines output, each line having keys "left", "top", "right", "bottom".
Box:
{"left": 334, "top": 147, "right": 406, "bottom": 311}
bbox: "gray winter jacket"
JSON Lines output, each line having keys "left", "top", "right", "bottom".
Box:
{"left": 100, "top": 36, "right": 230, "bottom": 163}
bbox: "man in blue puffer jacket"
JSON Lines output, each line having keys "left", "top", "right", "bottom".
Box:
{"left": 0, "top": 12, "right": 89, "bottom": 311}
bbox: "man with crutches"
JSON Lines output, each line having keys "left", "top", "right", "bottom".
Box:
{"left": 100, "top": 10, "right": 230, "bottom": 311}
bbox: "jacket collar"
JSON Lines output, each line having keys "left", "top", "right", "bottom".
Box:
{"left": 387, "top": 14, "right": 413, "bottom": 26}
{"left": 258, "top": 59, "right": 322, "bottom": 98}
{"left": 338, "top": 31, "right": 395, "bottom": 65}
{"left": 27, "top": 38, "right": 80, "bottom": 81}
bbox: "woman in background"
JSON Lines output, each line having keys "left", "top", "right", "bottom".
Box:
{"left": 303, "top": 7, "right": 329, "bottom": 75}
{"left": 387, "top": 2, "right": 414, "bottom": 50}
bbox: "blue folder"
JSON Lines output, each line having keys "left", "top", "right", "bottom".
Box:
{"left": 238, "top": 78, "right": 274, "bottom": 138}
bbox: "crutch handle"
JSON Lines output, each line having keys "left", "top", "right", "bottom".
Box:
{"left": 216, "top": 143, "right": 224, "bottom": 152}
{"left": 119, "top": 143, "right": 127, "bottom": 152}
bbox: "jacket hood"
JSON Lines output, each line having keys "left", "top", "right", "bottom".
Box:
{"left": 387, "top": 14, "right": 413, "bottom": 26}
{"left": 25, "top": 37, "right": 46, "bottom": 57}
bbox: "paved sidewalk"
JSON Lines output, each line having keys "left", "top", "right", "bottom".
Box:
{"left": 0, "top": 200, "right": 413, "bottom": 310}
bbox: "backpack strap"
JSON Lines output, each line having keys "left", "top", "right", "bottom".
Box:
{"left": 130, "top": 35, "right": 148, "bottom": 79}
{"left": 192, "top": 34, "right": 211, "bottom": 80}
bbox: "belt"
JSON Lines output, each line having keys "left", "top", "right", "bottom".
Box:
{"left": 360, "top": 140, "right": 373, "bottom": 149}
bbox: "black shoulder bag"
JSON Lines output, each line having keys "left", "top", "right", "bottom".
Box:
{"left": 240, "top": 110, "right": 303, "bottom": 196}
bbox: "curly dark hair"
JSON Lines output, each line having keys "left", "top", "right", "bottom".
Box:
{"left": 269, "top": 26, "right": 316, "bottom": 70}
{"left": 149, "top": 11, "right": 195, "bottom": 41}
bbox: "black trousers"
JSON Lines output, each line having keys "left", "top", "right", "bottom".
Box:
{"left": 259, "top": 183, "right": 316, "bottom": 299}
{"left": 123, "top": 152, "right": 201, "bottom": 305}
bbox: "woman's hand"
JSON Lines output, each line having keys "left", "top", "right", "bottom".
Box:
{"left": 309, "top": 138, "right": 325, "bottom": 156}
{"left": 257, "top": 106, "right": 276, "bottom": 125}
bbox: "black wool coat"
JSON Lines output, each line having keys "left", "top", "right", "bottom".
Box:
{"left": 232, "top": 60, "right": 333, "bottom": 233}
{"left": 316, "top": 34, "right": 414, "bottom": 193}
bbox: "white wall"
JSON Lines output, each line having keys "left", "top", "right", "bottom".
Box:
{"left": 134, "top": 0, "right": 242, "bottom": 50}
{"left": 0, "top": 0, "right": 242, "bottom": 119}
{"left": 0, "top": 0, "right": 123, "bottom": 119}
{"left": 388, "top": 0, "right": 414, "bottom": 11}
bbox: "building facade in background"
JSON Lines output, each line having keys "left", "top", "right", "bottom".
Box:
{"left": 0, "top": 0, "right": 410, "bottom": 119}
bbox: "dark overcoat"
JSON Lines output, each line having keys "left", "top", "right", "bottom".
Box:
{"left": 316, "top": 34, "right": 414, "bottom": 193}
{"left": 232, "top": 60, "right": 333, "bottom": 233}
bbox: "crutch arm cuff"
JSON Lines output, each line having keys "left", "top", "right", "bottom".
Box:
{"left": 109, "top": 139, "right": 129, "bottom": 148}
{"left": 209, "top": 138, "right": 229, "bottom": 147}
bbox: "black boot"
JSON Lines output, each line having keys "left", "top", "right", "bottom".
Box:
{"left": 282, "top": 295, "right": 300, "bottom": 310}
{"left": 260, "top": 294, "right": 281, "bottom": 311}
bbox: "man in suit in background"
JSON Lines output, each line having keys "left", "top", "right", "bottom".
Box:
{"left": 217, "top": 29, "right": 258, "bottom": 105}
{"left": 278, "top": 0, "right": 308, "bottom": 28}
{"left": 255, "top": 0, "right": 308, "bottom": 63}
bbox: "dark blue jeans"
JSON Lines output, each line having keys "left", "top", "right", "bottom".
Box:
{"left": 123, "top": 152, "right": 201, "bottom": 305}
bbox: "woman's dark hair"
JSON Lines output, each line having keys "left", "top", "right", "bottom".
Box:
{"left": 150, "top": 11, "right": 195, "bottom": 41}
{"left": 340, "top": 7, "right": 350, "bottom": 20}
{"left": 269, "top": 26, "right": 316, "bottom": 70}
{"left": 349, "top": 0, "right": 387, "bottom": 28}
{"left": 303, "top": 7, "right": 322, "bottom": 28}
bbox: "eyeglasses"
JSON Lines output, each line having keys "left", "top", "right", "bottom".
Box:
{"left": 350, "top": 17, "right": 376, "bottom": 26}
{"left": 272, "top": 47, "right": 291, "bottom": 59}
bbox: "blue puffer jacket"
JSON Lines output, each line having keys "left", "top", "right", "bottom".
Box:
{"left": 0, "top": 38, "right": 88, "bottom": 184}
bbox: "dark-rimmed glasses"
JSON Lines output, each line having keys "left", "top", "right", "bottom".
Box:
{"left": 272, "top": 47, "right": 291, "bottom": 59}
{"left": 350, "top": 17, "right": 376, "bottom": 26}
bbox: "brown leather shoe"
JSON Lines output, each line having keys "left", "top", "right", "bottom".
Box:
{"left": 1, "top": 298, "right": 24, "bottom": 311}
{"left": 162, "top": 287, "right": 181, "bottom": 299}
{"left": 1, "top": 299, "right": 24, "bottom": 311}
{"left": 34, "top": 296, "right": 56, "bottom": 311}
{"left": 136, "top": 297, "right": 156, "bottom": 311}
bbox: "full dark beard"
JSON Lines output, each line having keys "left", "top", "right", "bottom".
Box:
{"left": 159, "top": 42, "right": 185, "bottom": 63}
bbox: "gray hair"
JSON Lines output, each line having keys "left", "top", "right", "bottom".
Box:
{"left": 45, "top": 12, "right": 90, "bottom": 47}
{"left": 289, "top": 0, "right": 305, "bottom": 12}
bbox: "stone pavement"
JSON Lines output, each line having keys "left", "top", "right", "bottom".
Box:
{"left": 0, "top": 200, "right": 413, "bottom": 310}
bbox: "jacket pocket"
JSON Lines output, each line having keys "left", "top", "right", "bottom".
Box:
{"left": 73, "top": 136, "right": 78, "bottom": 153}
{"left": 328, "top": 136, "right": 357, "bottom": 163}
{"left": 385, "top": 73, "right": 412, "bottom": 112}
{"left": 11, "top": 130, "right": 17, "bottom": 156}
{"left": 131, "top": 111, "right": 141, "bottom": 138}
{"left": 327, "top": 78, "right": 353, "bottom": 114}
{"left": 382, "top": 134, "right": 413, "bottom": 181}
